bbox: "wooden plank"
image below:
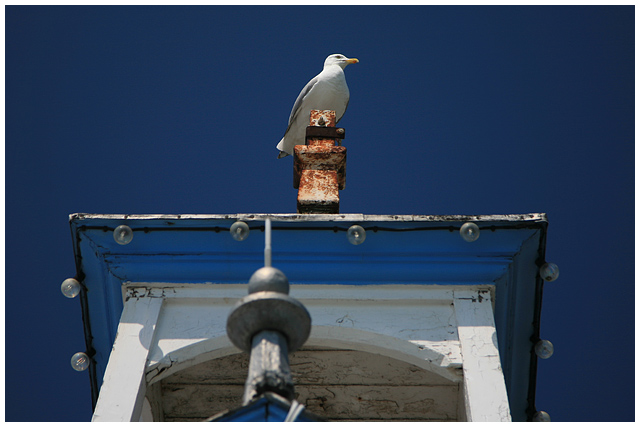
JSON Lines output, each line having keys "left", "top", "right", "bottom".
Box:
{"left": 161, "top": 349, "right": 248, "bottom": 385}
{"left": 298, "top": 385, "right": 458, "bottom": 420}
{"left": 92, "top": 296, "right": 164, "bottom": 421}
{"left": 161, "top": 384, "right": 458, "bottom": 420}
{"left": 163, "top": 349, "right": 452, "bottom": 386}
{"left": 159, "top": 348, "right": 459, "bottom": 420}
{"left": 454, "top": 289, "right": 511, "bottom": 421}
{"left": 161, "top": 384, "right": 244, "bottom": 419}
{"left": 291, "top": 349, "right": 453, "bottom": 386}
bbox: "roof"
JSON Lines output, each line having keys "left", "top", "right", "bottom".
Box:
{"left": 69, "top": 212, "right": 548, "bottom": 420}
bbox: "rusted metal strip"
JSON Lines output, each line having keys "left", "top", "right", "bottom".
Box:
{"left": 305, "top": 126, "right": 345, "bottom": 140}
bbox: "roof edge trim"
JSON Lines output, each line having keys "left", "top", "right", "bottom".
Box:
{"left": 70, "top": 212, "right": 547, "bottom": 224}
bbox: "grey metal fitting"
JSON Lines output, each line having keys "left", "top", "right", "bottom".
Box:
{"left": 227, "top": 291, "right": 311, "bottom": 353}
{"left": 242, "top": 330, "right": 295, "bottom": 404}
{"left": 248, "top": 266, "right": 289, "bottom": 295}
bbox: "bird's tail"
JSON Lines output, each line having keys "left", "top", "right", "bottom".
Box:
{"left": 276, "top": 138, "right": 290, "bottom": 159}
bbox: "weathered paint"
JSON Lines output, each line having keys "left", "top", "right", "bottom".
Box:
{"left": 91, "top": 296, "right": 163, "bottom": 422}
{"left": 305, "top": 125, "right": 345, "bottom": 141}
{"left": 114, "top": 284, "right": 476, "bottom": 420}
{"left": 159, "top": 350, "right": 458, "bottom": 421}
{"left": 297, "top": 170, "right": 340, "bottom": 213}
{"left": 141, "top": 284, "right": 471, "bottom": 385}
{"left": 454, "top": 288, "right": 512, "bottom": 421}
{"left": 308, "top": 109, "right": 336, "bottom": 127}
{"left": 294, "top": 109, "right": 347, "bottom": 213}
{"left": 68, "top": 212, "right": 548, "bottom": 421}
{"left": 93, "top": 283, "right": 516, "bottom": 421}
{"left": 294, "top": 145, "right": 346, "bottom": 190}
{"left": 242, "top": 331, "right": 294, "bottom": 404}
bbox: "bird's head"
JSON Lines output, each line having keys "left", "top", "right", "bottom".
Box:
{"left": 324, "top": 54, "right": 359, "bottom": 70}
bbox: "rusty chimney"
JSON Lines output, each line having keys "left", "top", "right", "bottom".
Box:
{"left": 293, "top": 110, "right": 347, "bottom": 214}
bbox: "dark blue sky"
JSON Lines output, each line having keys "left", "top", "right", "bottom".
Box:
{"left": 6, "top": 6, "right": 634, "bottom": 422}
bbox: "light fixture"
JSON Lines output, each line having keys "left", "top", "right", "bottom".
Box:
{"left": 535, "top": 340, "right": 554, "bottom": 359}
{"left": 113, "top": 225, "right": 133, "bottom": 245}
{"left": 347, "top": 225, "right": 366, "bottom": 245}
{"left": 539, "top": 262, "right": 559, "bottom": 282}
{"left": 230, "top": 221, "right": 250, "bottom": 241}
{"left": 533, "top": 411, "right": 551, "bottom": 421}
{"left": 70, "top": 352, "right": 90, "bottom": 372}
{"left": 61, "top": 278, "right": 81, "bottom": 298}
{"left": 460, "top": 222, "right": 480, "bottom": 242}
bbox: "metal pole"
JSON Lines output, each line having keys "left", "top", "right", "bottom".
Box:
{"left": 242, "top": 330, "right": 294, "bottom": 405}
{"left": 264, "top": 217, "right": 272, "bottom": 267}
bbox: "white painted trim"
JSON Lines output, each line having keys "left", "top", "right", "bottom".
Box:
{"left": 124, "top": 282, "right": 478, "bottom": 302}
{"left": 135, "top": 283, "right": 489, "bottom": 386}
{"left": 306, "top": 326, "right": 462, "bottom": 383}
{"left": 71, "top": 212, "right": 546, "bottom": 223}
{"left": 95, "top": 282, "right": 511, "bottom": 421}
{"left": 92, "top": 296, "right": 164, "bottom": 422}
{"left": 139, "top": 398, "right": 153, "bottom": 422}
{"left": 454, "top": 289, "right": 511, "bottom": 421}
{"left": 146, "top": 326, "right": 462, "bottom": 386}
{"left": 146, "top": 336, "right": 240, "bottom": 386}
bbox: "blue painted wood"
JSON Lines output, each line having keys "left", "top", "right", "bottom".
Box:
{"left": 69, "top": 213, "right": 547, "bottom": 421}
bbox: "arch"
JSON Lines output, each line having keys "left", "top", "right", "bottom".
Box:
{"left": 146, "top": 325, "right": 460, "bottom": 385}
{"left": 306, "top": 326, "right": 460, "bottom": 383}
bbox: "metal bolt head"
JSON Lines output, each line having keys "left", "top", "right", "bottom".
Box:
{"left": 248, "top": 266, "right": 290, "bottom": 295}
{"left": 336, "top": 128, "right": 345, "bottom": 135}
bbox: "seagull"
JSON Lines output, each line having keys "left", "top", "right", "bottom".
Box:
{"left": 276, "top": 54, "right": 359, "bottom": 159}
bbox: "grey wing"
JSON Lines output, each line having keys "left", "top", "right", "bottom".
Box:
{"left": 284, "top": 76, "right": 319, "bottom": 134}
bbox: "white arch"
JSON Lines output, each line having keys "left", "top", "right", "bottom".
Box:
{"left": 307, "top": 326, "right": 461, "bottom": 382}
{"left": 146, "top": 325, "right": 460, "bottom": 385}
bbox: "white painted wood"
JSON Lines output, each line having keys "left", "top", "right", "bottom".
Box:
{"left": 93, "top": 282, "right": 511, "bottom": 421}
{"left": 164, "top": 348, "right": 454, "bottom": 386}
{"left": 138, "top": 398, "right": 153, "bottom": 422}
{"left": 137, "top": 283, "right": 476, "bottom": 385}
{"left": 124, "top": 282, "right": 459, "bottom": 301}
{"left": 306, "top": 326, "right": 461, "bottom": 383}
{"left": 454, "top": 288, "right": 511, "bottom": 421}
{"left": 72, "top": 212, "right": 546, "bottom": 223}
{"left": 92, "top": 296, "right": 163, "bottom": 422}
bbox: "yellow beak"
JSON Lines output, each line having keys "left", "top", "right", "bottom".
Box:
{"left": 347, "top": 58, "right": 359, "bottom": 64}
